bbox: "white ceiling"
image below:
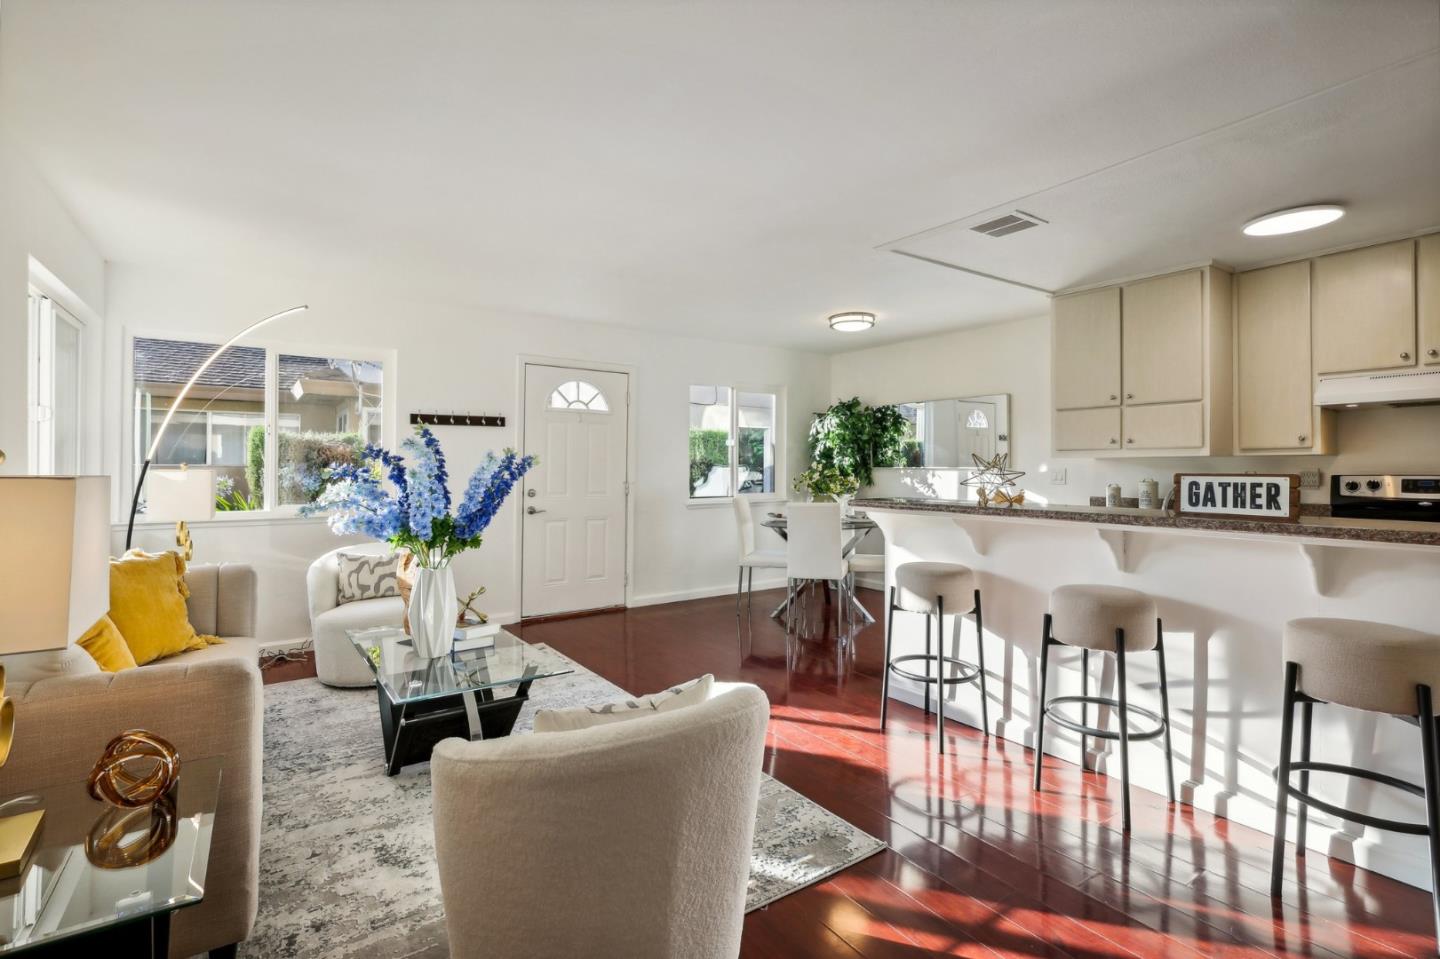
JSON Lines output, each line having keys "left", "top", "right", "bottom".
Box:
{"left": 2, "top": 0, "right": 1437, "bottom": 353}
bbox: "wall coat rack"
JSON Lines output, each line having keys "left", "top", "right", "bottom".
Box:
{"left": 410, "top": 412, "right": 506, "bottom": 428}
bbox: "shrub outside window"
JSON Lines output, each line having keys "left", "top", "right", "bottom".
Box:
{"left": 688, "top": 385, "right": 778, "bottom": 500}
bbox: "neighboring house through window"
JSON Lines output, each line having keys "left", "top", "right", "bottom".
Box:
{"left": 132, "top": 336, "right": 384, "bottom": 513}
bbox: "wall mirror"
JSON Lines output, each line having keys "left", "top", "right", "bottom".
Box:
{"left": 894, "top": 394, "right": 1010, "bottom": 468}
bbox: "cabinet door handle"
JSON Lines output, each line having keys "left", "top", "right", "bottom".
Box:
{"left": 1429, "top": 349, "right": 1438, "bottom": 358}
{"left": 1401, "top": 352, "right": 1411, "bottom": 360}
{"left": 1109, "top": 394, "right": 1118, "bottom": 401}
{"left": 1125, "top": 393, "right": 1134, "bottom": 400}
{"left": 1126, "top": 438, "right": 1134, "bottom": 444}
{"left": 1109, "top": 437, "right": 1118, "bottom": 444}
{"left": 1298, "top": 435, "right": 1307, "bottom": 444}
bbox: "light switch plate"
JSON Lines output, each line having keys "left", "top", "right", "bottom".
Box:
{"left": 1299, "top": 469, "right": 1322, "bottom": 489}
{"left": 1049, "top": 468, "right": 1067, "bottom": 485}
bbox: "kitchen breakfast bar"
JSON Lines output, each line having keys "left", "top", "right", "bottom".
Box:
{"left": 854, "top": 494, "right": 1440, "bottom": 891}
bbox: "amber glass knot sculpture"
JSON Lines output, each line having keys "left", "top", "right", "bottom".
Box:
{"left": 87, "top": 729, "right": 181, "bottom": 808}
{"left": 85, "top": 794, "right": 178, "bottom": 869}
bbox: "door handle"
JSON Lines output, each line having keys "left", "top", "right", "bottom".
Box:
{"left": 526, "top": 505, "right": 546, "bottom": 515}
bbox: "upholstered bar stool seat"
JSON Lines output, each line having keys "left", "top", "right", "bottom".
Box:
{"left": 1032, "top": 583, "right": 1175, "bottom": 832}
{"left": 894, "top": 562, "right": 976, "bottom": 615}
{"left": 1272, "top": 617, "right": 1440, "bottom": 946}
{"left": 1283, "top": 617, "right": 1440, "bottom": 715}
{"left": 1048, "top": 584, "right": 1157, "bottom": 652}
{"left": 880, "top": 561, "right": 988, "bottom": 753}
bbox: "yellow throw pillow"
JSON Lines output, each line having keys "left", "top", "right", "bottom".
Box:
{"left": 77, "top": 615, "right": 138, "bottom": 672}
{"left": 109, "top": 550, "right": 222, "bottom": 665}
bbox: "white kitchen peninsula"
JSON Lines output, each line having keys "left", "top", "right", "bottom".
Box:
{"left": 855, "top": 495, "right": 1440, "bottom": 890}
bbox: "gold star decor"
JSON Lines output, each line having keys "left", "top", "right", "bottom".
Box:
{"left": 960, "top": 452, "right": 1027, "bottom": 508}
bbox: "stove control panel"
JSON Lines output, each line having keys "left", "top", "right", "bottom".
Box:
{"left": 1332, "top": 474, "right": 1440, "bottom": 500}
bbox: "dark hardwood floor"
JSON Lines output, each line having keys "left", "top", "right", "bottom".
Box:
{"left": 263, "top": 587, "right": 1433, "bottom": 958}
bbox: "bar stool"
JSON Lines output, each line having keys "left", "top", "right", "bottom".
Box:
{"left": 1272, "top": 617, "right": 1440, "bottom": 942}
{"left": 879, "top": 561, "right": 988, "bottom": 754}
{"left": 1032, "top": 584, "right": 1176, "bottom": 832}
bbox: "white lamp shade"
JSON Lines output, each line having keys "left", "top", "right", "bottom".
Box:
{"left": 0, "top": 476, "right": 111, "bottom": 652}
{"left": 146, "top": 468, "right": 217, "bottom": 522}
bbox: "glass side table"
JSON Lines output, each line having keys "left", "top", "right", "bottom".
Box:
{"left": 348, "top": 626, "right": 575, "bottom": 775}
{"left": 0, "top": 756, "right": 220, "bottom": 957}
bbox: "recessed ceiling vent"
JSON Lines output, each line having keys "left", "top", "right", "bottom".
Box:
{"left": 969, "top": 210, "right": 1047, "bottom": 238}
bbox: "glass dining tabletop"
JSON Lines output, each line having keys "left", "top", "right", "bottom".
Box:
{"left": 0, "top": 756, "right": 220, "bottom": 954}
{"left": 348, "top": 626, "right": 575, "bottom": 707}
{"left": 760, "top": 513, "right": 877, "bottom": 532}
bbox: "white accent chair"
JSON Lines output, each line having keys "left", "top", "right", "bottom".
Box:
{"left": 732, "top": 496, "right": 784, "bottom": 614}
{"left": 784, "top": 501, "right": 851, "bottom": 634}
{"left": 432, "top": 683, "right": 770, "bottom": 959}
{"left": 306, "top": 542, "right": 404, "bottom": 687}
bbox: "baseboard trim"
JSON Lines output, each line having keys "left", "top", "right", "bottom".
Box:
{"left": 629, "top": 574, "right": 788, "bottom": 609}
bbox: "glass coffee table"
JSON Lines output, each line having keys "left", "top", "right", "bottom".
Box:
{"left": 348, "top": 626, "right": 574, "bottom": 775}
{"left": 0, "top": 756, "right": 220, "bottom": 957}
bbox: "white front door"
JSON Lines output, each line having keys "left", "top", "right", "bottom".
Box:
{"left": 521, "top": 364, "right": 630, "bottom": 617}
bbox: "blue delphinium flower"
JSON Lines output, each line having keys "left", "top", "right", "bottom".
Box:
{"left": 455, "top": 450, "right": 536, "bottom": 541}
{"left": 400, "top": 427, "right": 449, "bottom": 541}
{"left": 301, "top": 427, "right": 536, "bottom": 568}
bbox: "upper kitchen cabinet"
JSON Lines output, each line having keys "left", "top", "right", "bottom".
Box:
{"left": 1234, "top": 260, "right": 1333, "bottom": 454}
{"left": 1421, "top": 233, "right": 1440, "bottom": 366}
{"left": 1052, "top": 287, "right": 1120, "bottom": 410}
{"left": 1121, "top": 270, "right": 1203, "bottom": 405}
{"left": 1313, "top": 239, "right": 1416, "bottom": 375}
{"left": 1050, "top": 266, "right": 1231, "bottom": 457}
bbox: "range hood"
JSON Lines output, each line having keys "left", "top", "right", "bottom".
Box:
{"left": 1315, "top": 367, "right": 1440, "bottom": 408}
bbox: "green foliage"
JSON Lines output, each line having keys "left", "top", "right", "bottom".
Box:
{"left": 244, "top": 426, "right": 363, "bottom": 505}
{"left": 792, "top": 464, "right": 860, "bottom": 500}
{"left": 689, "top": 428, "right": 730, "bottom": 494}
{"left": 806, "top": 397, "right": 909, "bottom": 487}
{"left": 214, "top": 476, "right": 261, "bottom": 512}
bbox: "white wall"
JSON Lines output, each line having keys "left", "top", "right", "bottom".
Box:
{"left": 831, "top": 313, "right": 1440, "bottom": 504}
{"left": 108, "top": 263, "right": 827, "bottom": 643}
{"left": 0, "top": 130, "right": 108, "bottom": 476}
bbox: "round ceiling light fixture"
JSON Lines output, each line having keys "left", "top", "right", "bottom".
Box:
{"left": 829, "top": 311, "right": 875, "bottom": 333}
{"left": 1242, "top": 204, "right": 1345, "bottom": 237}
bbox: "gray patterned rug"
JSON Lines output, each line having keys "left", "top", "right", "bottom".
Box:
{"left": 244, "top": 646, "right": 885, "bottom": 958}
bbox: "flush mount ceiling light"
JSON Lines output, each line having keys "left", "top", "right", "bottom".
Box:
{"left": 1242, "top": 204, "right": 1345, "bottom": 237}
{"left": 829, "top": 312, "right": 875, "bottom": 333}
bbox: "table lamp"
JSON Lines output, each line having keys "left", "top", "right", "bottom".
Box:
{"left": 0, "top": 476, "right": 111, "bottom": 877}
{"left": 143, "top": 467, "right": 217, "bottom": 560}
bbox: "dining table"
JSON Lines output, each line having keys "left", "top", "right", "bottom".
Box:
{"left": 760, "top": 512, "right": 879, "bottom": 624}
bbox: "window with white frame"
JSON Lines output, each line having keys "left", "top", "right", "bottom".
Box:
{"left": 131, "top": 336, "right": 384, "bottom": 513}
{"left": 27, "top": 292, "right": 84, "bottom": 475}
{"left": 688, "top": 385, "right": 778, "bottom": 499}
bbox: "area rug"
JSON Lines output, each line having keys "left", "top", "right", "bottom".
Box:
{"left": 243, "top": 646, "right": 885, "bottom": 958}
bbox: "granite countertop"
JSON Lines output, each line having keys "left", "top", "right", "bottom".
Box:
{"left": 850, "top": 496, "right": 1440, "bottom": 548}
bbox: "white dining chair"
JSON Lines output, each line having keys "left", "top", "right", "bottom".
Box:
{"left": 784, "top": 501, "right": 851, "bottom": 635}
{"left": 733, "top": 496, "right": 785, "bottom": 615}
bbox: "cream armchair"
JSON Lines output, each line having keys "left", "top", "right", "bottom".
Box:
{"left": 432, "top": 683, "right": 770, "bottom": 959}
{"left": 0, "top": 563, "right": 262, "bottom": 959}
{"left": 306, "top": 542, "right": 404, "bottom": 687}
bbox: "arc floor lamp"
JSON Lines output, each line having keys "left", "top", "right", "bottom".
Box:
{"left": 124, "top": 305, "right": 309, "bottom": 550}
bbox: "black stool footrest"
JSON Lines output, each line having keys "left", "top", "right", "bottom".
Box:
{"left": 1275, "top": 761, "right": 1430, "bottom": 836}
{"left": 1042, "top": 695, "right": 1166, "bottom": 742}
{"left": 888, "top": 654, "right": 981, "bottom": 687}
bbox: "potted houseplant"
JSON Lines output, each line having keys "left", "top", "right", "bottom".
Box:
{"left": 303, "top": 426, "right": 536, "bottom": 658}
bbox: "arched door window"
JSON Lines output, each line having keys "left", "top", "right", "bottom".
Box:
{"left": 548, "top": 380, "right": 610, "bottom": 412}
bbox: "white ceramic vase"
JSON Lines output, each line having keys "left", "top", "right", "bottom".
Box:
{"left": 409, "top": 564, "right": 457, "bottom": 658}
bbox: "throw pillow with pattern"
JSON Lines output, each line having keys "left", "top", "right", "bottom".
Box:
{"left": 336, "top": 551, "right": 402, "bottom": 605}
{"left": 533, "top": 674, "right": 714, "bottom": 733}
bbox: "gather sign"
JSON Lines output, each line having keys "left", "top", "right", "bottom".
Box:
{"left": 1172, "top": 473, "right": 1301, "bottom": 523}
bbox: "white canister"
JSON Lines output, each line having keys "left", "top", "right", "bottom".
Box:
{"left": 1138, "top": 477, "right": 1160, "bottom": 510}
{"left": 1105, "top": 483, "right": 1122, "bottom": 508}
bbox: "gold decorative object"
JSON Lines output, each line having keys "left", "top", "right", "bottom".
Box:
{"left": 85, "top": 794, "right": 177, "bottom": 869}
{"left": 0, "top": 664, "right": 40, "bottom": 880}
{"left": 87, "top": 729, "right": 181, "bottom": 808}
{"left": 960, "top": 452, "right": 1027, "bottom": 508}
{"left": 460, "top": 586, "right": 488, "bottom": 625}
{"left": 175, "top": 519, "right": 194, "bottom": 561}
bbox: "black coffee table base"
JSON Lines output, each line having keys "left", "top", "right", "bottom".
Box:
{"left": 378, "top": 680, "right": 535, "bottom": 776}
